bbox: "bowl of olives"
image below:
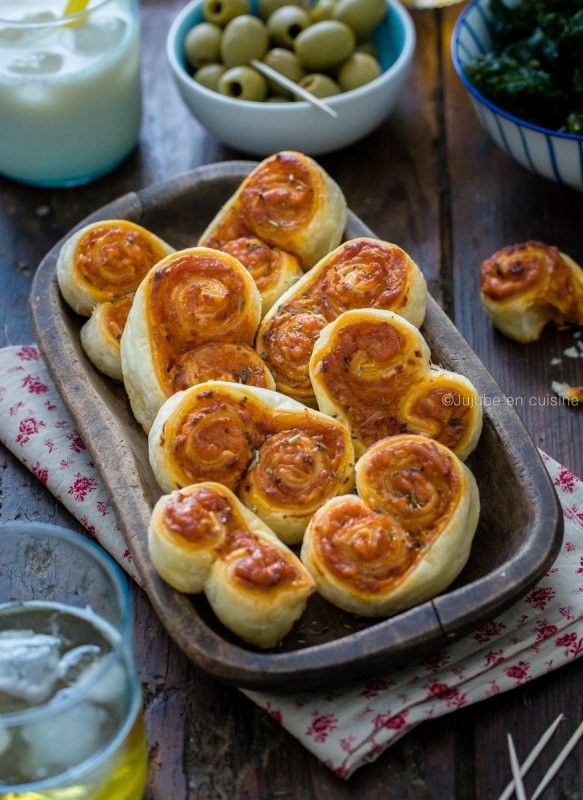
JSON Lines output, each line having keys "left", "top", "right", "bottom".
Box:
{"left": 451, "top": 0, "right": 583, "bottom": 192}
{"left": 166, "top": 0, "right": 416, "bottom": 156}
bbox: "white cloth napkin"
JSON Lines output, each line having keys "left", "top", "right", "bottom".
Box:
{"left": 1, "top": 344, "right": 582, "bottom": 778}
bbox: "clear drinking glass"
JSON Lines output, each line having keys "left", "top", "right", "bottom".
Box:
{"left": 0, "top": 521, "right": 147, "bottom": 800}
{"left": 0, "top": 0, "right": 142, "bottom": 187}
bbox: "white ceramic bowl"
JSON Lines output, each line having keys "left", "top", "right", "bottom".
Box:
{"left": 451, "top": 0, "right": 583, "bottom": 192}
{"left": 167, "top": 0, "right": 415, "bottom": 156}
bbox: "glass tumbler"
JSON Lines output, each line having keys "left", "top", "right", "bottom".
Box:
{"left": 0, "top": 521, "right": 147, "bottom": 800}
{"left": 0, "top": 0, "right": 142, "bottom": 187}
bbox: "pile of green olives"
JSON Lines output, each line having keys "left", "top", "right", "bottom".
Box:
{"left": 184, "top": 0, "right": 386, "bottom": 102}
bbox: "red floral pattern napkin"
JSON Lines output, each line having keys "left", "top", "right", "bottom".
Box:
{"left": 1, "top": 344, "right": 582, "bottom": 778}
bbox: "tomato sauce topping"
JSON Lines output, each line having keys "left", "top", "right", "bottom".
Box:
{"left": 75, "top": 222, "right": 168, "bottom": 297}
{"left": 313, "top": 498, "right": 415, "bottom": 593}
{"left": 361, "top": 438, "right": 460, "bottom": 541}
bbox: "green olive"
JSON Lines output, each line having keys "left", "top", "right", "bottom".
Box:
{"left": 220, "top": 15, "right": 269, "bottom": 67}
{"left": 262, "top": 47, "right": 306, "bottom": 97}
{"left": 184, "top": 22, "right": 222, "bottom": 70}
{"left": 266, "top": 95, "right": 292, "bottom": 102}
{"left": 218, "top": 65, "right": 268, "bottom": 100}
{"left": 267, "top": 6, "right": 311, "bottom": 49}
{"left": 356, "top": 40, "right": 378, "bottom": 59}
{"left": 332, "top": 0, "right": 386, "bottom": 39}
{"left": 337, "top": 52, "right": 381, "bottom": 91}
{"left": 294, "top": 20, "right": 355, "bottom": 71}
{"left": 310, "top": 0, "right": 337, "bottom": 23}
{"left": 194, "top": 62, "right": 226, "bottom": 91}
{"left": 298, "top": 73, "right": 341, "bottom": 99}
{"left": 202, "top": 0, "right": 249, "bottom": 26}
{"left": 257, "top": 0, "right": 303, "bottom": 20}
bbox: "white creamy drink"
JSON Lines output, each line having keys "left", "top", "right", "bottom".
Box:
{"left": 0, "top": 0, "right": 141, "bottom": 186}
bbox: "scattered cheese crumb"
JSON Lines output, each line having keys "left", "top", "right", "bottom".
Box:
{"left": 563, "top": 346, "right": 581, "bottom": 358}
{"left": 550, "top": 357, "right": 562, "bottom": 366}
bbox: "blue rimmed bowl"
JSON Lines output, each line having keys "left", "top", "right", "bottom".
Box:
{"left": 451, "top": 0, "right": 583, "bottom": 192}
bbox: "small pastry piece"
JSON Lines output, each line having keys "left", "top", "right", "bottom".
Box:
{"left": 148, "top": 381, "right": 355, "bottom": 543}
{"left": 149, "top": 481, "right": 315, "bottom": 648}
{"left": 309, "top": 308, "right": 482, "bottom": 460}
{"left": 209, "top": 236, "right": 303, "bottom": 315}
{"left": 120, "top": 247, "right": 262, "bottom": 432}
{"left": 301, "top": 434, "right": 480, "bottom": 617}
{"left": 199, "top": 150, "right": 347, "bottom": 270}
{"left": 80, "top": 293, "right": 134, "bottom": 381}
{"left": 256, "top": 237, "right": 427, "bottom": 405}
{"left": 551, "top": 381, "right": 583, "bottom": 404}
{"left": 480, "top": 241, "right": 583, "bottom": 342}
{"left": 56, "top": 219, "right": 174, "bottom": 316}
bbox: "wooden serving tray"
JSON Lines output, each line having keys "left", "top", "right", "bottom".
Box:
{"left": 30, "top": 162, "right": 563, "bottom": 692}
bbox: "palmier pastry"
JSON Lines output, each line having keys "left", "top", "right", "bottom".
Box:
{"left": 120, "top": 247, "right": 263, "bottom": 432}
{"left": 309, "top": 308, "right": 482, "bottom": 460}
{"left": 148, "top": 381, "right": 355, "bottom": 544}
{"left": 80, "top": 293, "right": 134, "bottom": 381}
{"left": 198, "top": 150, "right": 347, "bottom": 271}
{"left": 256, "top": 237, "right": 427, "bottom": 406}
{"left": 301, "top": 434, "right": 480, "bottom": 617}
{"left": 480, "top": 241, "right": 583, "bottom": 342}
{"left": 149, "top": 481, "right": 315, "bottom": 648}
{"left": 204, "top": 236, "right": 303, "bottom": 315}
{"left": 56, "top": 219, "right": 174, "bottom": 316}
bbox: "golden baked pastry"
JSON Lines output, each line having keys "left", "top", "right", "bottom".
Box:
{"left": 256, "top": 237, "right": 427, "bottom": 406}
{"left": 199, "top": 150, "right": 347, "bottom": 272}
{"left": 205, "top": 236, "right": 303, "bottom": 316}
{"left": 301, "top": 434, "right": 480, "bottom": 617}
{"left": 309, "top": 308, "right": 482, "bottom": 460}
{"left": 149, "top": 481, "right": 315, "bottom": 648}
{"left": 80, "top": 293, "right": 134, "bottom": 381}
{"left": 120, "top": 247, "right": 263, "bottom": 432}
{"left": 148, "top": 381, "right": 355, "bottom": 544}
{"left": 56, "top": 219, "right": 174, "bottom": 316}
{"left": 480, "top": 241, "right": 583, "bottom": 342}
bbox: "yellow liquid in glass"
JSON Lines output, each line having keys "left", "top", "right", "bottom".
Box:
{"left": 3, "top": 712, "right": 147, "bottom": 800}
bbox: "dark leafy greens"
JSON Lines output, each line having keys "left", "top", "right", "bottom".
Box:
{"left": 464, "top": 0, "right": 583, "bottom": 134}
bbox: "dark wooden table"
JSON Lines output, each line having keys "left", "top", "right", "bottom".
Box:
{"left": 1, "top": 2, "right": 582, "bottom": 797}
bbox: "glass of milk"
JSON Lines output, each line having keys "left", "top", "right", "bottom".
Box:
{"left": 0, "top": 521, "right": 147, "bottom": 798}
{"left": 0, "top": 0, "right": 141, "bottom": 187}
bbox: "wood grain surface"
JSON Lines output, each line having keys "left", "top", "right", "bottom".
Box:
{"left": 1, "top": 2, "right": 582, "bottom": 797}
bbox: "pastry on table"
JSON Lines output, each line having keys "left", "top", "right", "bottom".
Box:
{"left": 148, "top": 380, "right": 355, "bottom": 544}
{"left": 480, "top": 240, "right": 583, "bottom": 342}
{"left": 309, "top": 308, "right": 482, "bottom": 460}
{"left": 199, "top": 150, "right": 347, "bottom": 271}
{"left": 256, "top": 237, "right": 427, "bottom": 406}
{"left": 120, "top": 247, "right": 263, "bottom": 432}
{"left": 80, "top": 293, "right": 134, "bottom": 381}
{"left": 56, "top": 218, "right": 174, "bottom": 316}
{"left": 149, "top": 481, "right": 315, "bottom": 648}
{"left": 301, "top": 434, "right": 480, "bottom": 617}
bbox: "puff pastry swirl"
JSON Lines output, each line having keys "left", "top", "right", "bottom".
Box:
{"left": 301, "top": 434, "right": 480, "bottom": 617}
{"left": 480, "top": 241, "right": 583, "bottom": 342}
{"left": 256, "top": 237, "right": 427, "bottom": 406}
{"left": 120, "top": 247, "right": 264, "bottom": 432}
{"left": 149, "top": 481, "right": 315, "bottom": 648}
{"left": 148, "top": 381, "right": 355, "bottom": 544}
{"left": 80, "top": 293, "right": 134, "bottom": 381}
{"left": 56, "top": 219, "right": 174, "bottom": 317}
{"left": 309, "top": 308, "right": 482, "bottom": 460}
{"left": 199, "top": 150, "right": 347, "bottom": 272}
